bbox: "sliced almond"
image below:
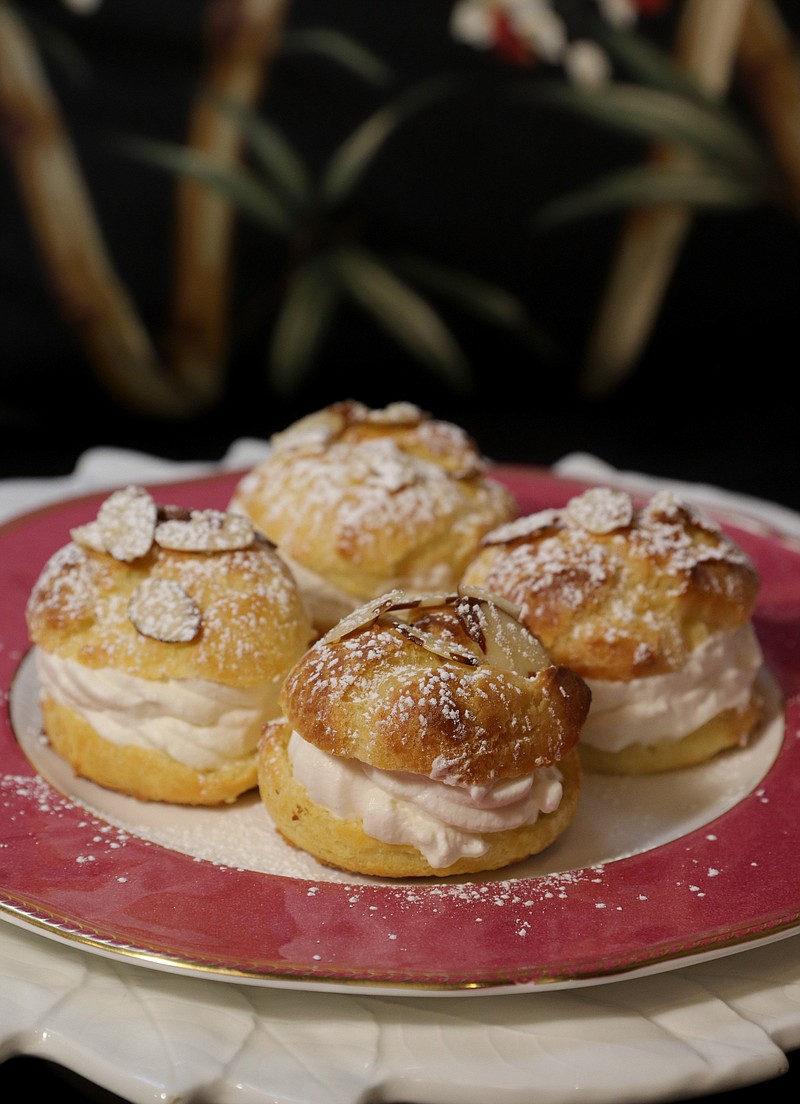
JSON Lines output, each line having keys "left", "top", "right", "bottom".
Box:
{"left": 128, "top": 578, "right": 202, "bottom": 642}
{"left": 386, "top": 590, "right": 457, "bottom": 613}
{"left": 456, "top": 588, "right": 550, "bottom": 675}
{"left": 157, "top": 504, "right": 192, "bottom": 523}
{"left": 391, "top": 619, "right": 480, "bottom": 666}
{"left": 565, "top": 487, "right": 633, "bottom": 534}
{"left": 322, "top": 589, "right": 460, "bottom": 646}
{"left": 155, "top": 510, "right": 255, "bottom": 552}
{"left": 70, "top": 521, "right": 107, "bottom": 554}
{"left": 273, "top": 404, "right": 351, "bottom": 452}
{"left": 480, "top": 509, "right": 561, "bottom": 546}
{"left": 320, "top": 591, "right": 406, "bottom": 645}
{"left": 454, "top": 593, "right": 488, "bottom": 653}
{"left": 363, "top": 444, "right": 418, "bottom": 492}
{"left": 646, "top": 490, "right": 705, "bottom": 527}
{"left": 364, "top": 401, "right": 423, "bottom": 426}
{"left": 480, "top": 600, "right": 550, "bottom": 675}
{"left": 458, "top": 584, "right": 521, "bottom": 621}
{"left": 96, "top": 486, "right": 157, "bottom": 561}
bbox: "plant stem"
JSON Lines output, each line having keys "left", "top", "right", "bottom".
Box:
{"left": 578, "top": 0, "right": 750, "bottom": 399}
{"left": 166, "top": 0, "right": 293, "bottom": 397}
{"left": 736, "top": 0, "right": 800, "bottom": 220}
{"left": 0, "top": 2, "right": 197, "bottom": 417}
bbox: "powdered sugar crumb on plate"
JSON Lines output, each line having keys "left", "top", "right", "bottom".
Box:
{"left": 6, "top": 650, "right": 786, "bottom": 893}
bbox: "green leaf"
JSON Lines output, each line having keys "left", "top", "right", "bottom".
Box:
{"left": 282, "top": 27, "right": 395, "bottom": 87}
{"left": 16, "top": 8, "right": 92, "bottom": 85}
{"left": 593, "top": 22, "right": 708, "bottom": 100}
{"left": 115, "top": 136, "right": 294, "bottom": 234}
{"left": 321, "top": 75, "right": 460, "bottom": 205}
{"left": 533, "top": 164, "right": 762, "bottom": 230}
{"left": 390, "top": 253, "right": 558, "bottom": 359}
{"left": 328, "top": 246, "right": 473, "bottom": 391}
{"left": 532, "top": 81, "right": 768, "bottom": 177}
{"left": 268, "top": 257, "right": 340, "bottom": 394}
{"left": 209, "top": 96, "right": 311, "bottom": 208}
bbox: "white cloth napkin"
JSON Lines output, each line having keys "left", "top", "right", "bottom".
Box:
{"left": 0, "top": 439, "right": 269, "bottom": 524}
{"left": 2, "top": 443, "right": 797, "bottom": 539}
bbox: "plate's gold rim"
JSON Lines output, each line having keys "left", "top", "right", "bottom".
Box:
{"left": 3, "top": 889, "right": 800, "bottom": 996}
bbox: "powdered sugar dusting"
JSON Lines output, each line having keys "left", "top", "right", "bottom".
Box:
{"left": 95, "top": 485, "right": 157, "bottom": 561}
{"left": 466, "top": 486, "right": 761, "bottom": 680}
{"left": 128, "top": 578, "right": 202, "bottom": 642}
{"left": 26, "top": 492, "right": 311, "bottom": 681}
{"left": 565, "top": 487, "right": 633, "bottom": 533}
{"left": 8, "top": 649, "right": 785, "bottom": 896}
{"left": 480, "top": 488, "right": 755, "bottom": 583}
{"left": 1, "top": 771, "right": 138, "bottom": 859}
{"left": 230, "top": 403, "right": 517, "bottom": 613}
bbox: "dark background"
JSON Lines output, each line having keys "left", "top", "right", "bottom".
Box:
{"left": 1, "top": 1, "right": 798, "bottom": 509}
{"left": 1, "top": 3, "right": 799, "bottom": 1101}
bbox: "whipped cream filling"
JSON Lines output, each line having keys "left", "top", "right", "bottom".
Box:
{"left": 280, "top": 550, "right": 455, "bottom": 629}
{"left": 581, "top": 624, "right": 763, "bottom": 752}
{"left": 278, "top": 552, "right": 361, "bottom": 628}
{"left": 35, "top": 648, "right": 279, "bottom": 771}
{"left": 288, "top": 731, "right": 563, "bottom": 868}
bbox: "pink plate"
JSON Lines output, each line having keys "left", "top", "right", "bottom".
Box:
{"left": 1, "top": 466, "right": 799, "bottom": 994}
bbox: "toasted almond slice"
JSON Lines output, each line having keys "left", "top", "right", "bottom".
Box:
{"left": 322, "top": 589, "right": 460, "bottom": 646}
{"left": 128, "top": 578, "right": 202, "bottom": 642}
{"left": 386, "top": 590, "right": 458, "bottom": 613}
{"left": 155, "top": 510, "right": 255, "bottom": 552}
{"left": 97, "top": 486, "right": 157, "bottom": 561}
{"left": 391, "top": 619, "right": 480, "bottom": 666}
{"left": 458, "top": 584, "right": 521, "bottom": 621}
{"left": 645, "top": 490, "right": 718, "bottom": 534}
{"left": 363, "top": 445, "right": 418, "bottom": 492}
{"left": 565, "top": 487, "right": 633, "bottom": 534}
{"left": 364, "top": 401, "right": 423, "bottom": 426}
{"left": 480, "top": 509, "right": 561, "bottom": 546}
{"left": 454, "top": 589, "right": 550, "bottom": 675}
{"left": 320, "top": 592, "right": 406, "bottom": 645}
{"left": 69, "top": 521, "right": 107, "bottom": 554}
{"left": 478, "top": 599, "right": 551, "bottom": 675}
{"left": 157, "top": 504, "right": 192, "bottom": 523}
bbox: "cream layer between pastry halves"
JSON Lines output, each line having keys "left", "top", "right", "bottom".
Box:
{"left": 288, "top": 730, "right": 564, "bottom": 868}
{"left": 35, "top": 648, "right": 278, "bottom": 771}
{"left": 581, "top": 625, "right": 763, "bottom": 752}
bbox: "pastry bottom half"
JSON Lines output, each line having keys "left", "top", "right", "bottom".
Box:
{"left": 579, "top": 693, "right": 763, "bottom": 776}
{"left": 257, "top": 721, "right": 582, "bottom": 878}
{"left": 40, "top": 697, "right": 258, "bottom": 805}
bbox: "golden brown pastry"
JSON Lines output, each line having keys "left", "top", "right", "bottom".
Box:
{"left": 229, "top": 400, "right": 518, "bottom": 633}
{"left": 257, "top": 587, "right": 590, "bottom": 877}
{"left": 25, "top": 485, "right": 314, "bottom": 805}
{"left": 462, "top": 486, "right": 765, "bottom": 774}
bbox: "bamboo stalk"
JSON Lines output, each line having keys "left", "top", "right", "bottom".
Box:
{"left": 166, "top": 0, "right": 293, "bottom": 395}
{"left": 578, "top": 0, "right": 751, "bottom": 398}
{"left": 0, "top": 3, "right": 196, "bottom": 417}
{"left": 736, "top": 0, "right": 800, "bottom": 220}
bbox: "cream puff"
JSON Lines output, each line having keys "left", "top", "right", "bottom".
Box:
{"left": 257, "top": 587, "right": 590, "bottom": 877}
{"left": 462, "top": 486, "right": 765, "bottom": 774}
{"left": 25, "top": 485, "right": 314, "bottom": 804}
{"left": 229, "top": 400, "right": 518, "bottom": 633}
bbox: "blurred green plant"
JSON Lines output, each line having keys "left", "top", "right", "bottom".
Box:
{"left": 119, "top": 72, "right": 556, "bottom": 400}
{"left": 447, "top": 1, "right": 800, "bottom": 396}
{"left": 517, "top": 4, "right": 800, "bottom": 396}
{"left": 0, "top": 1, "right": 554, "bottom": 422}
{"left": 529, "top": 21, "right": 781, "bottom": 230}
{"left": 5, "top": 0, "right": 798, "bottom": 418}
